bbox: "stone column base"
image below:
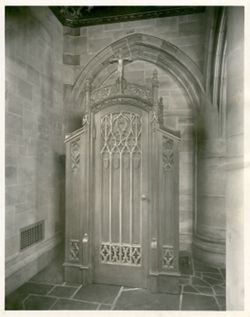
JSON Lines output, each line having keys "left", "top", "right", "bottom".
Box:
{"left": 193, "top": 235, "right": 225, "bottom": 268}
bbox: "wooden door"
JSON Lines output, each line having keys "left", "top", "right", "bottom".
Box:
{"left": 93, "top": 105, "right": 149, "bottom": 288}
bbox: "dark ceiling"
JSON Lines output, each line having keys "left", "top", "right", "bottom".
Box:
{"left": 50, "top": 6, "right": 206, "bottom": 28}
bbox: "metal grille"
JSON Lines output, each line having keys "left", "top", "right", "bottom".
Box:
{"left": 20, "top": 220, "right": 44, "bottom": 250}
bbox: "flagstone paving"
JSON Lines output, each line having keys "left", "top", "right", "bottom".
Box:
{"left": 5, "top": 251, "right": 226, "bottom": 311}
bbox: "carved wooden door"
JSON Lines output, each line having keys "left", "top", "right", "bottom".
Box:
{"left": 93, "top": 105, "right": 149, "bottom": 287}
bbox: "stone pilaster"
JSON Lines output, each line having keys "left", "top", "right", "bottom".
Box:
{"left": 193, "top": 137, "right": 226, "bottom": 267}
{"left": 225, "top": 7, "right": 244, "bottom": 311}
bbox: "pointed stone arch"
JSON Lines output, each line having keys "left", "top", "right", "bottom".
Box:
{"left": 71, "top": 33, "right": 205, "bottom": 110}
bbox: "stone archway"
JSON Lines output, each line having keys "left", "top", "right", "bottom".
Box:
{"left": 69, "top": 32, "right": 209, "bottom": 257}
{"left": 70, "top": 33, "right": 205, "bottom": 110}
{"left": 67, "top": 32, "right": 210, "bottom": 258}
{"left": 68, "top": 32, "right": 229, "bottom": 268}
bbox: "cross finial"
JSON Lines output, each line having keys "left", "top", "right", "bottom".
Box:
{"left": 109, "top": 48, "right": 133, "bottom": 85}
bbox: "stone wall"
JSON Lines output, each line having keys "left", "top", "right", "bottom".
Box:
{"left": 62, "top": 13, "right": 206, "bottom": 132}
{"left": 5, "top": 7, "right": 64, "bottom": 294}
{"left": 62, "top": 13, "right": 206, "bottom": 251}
{"left": 225, "top": 7, "right": 244, "bottom": 310}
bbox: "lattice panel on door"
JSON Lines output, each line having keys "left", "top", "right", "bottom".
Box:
{"left": 162, "top": 245, "right": 174, "bottom": 269}
{"left": 99, "top": 112, "right": 143, "bottom": 266}
{"left": 100, "top": 242, "right": 141, "bottom": 266}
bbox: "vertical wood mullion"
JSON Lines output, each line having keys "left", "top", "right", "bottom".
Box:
{"left": 140, "top": 150, "right": 142, "bottom": 246}
{"left": 129, "top": 151, "right": 133, "bottom": 264}
{"left": 109, "top": 152, "right": 112, "bottom": 246}
{"left": 119, "top": 151, "right": 123, "bottom": 261}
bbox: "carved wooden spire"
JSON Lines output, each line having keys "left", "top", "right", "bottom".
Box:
{"left": 152, "top": 69, "right": 159, "bottom": 107}
{"left": 152, "top": 69, "right": 159, "bottom": 87}
{"left": 158, "top": 97, "right": 164, "bottom": 126}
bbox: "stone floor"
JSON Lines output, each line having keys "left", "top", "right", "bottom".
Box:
{"left": 5, "top": 251, "right": 226, "bottom": 310}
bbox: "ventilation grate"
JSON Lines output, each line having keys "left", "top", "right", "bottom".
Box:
{"left": 20, "top": 220, "right": 45, "bottom": 250}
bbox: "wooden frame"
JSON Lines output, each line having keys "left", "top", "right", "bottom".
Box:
{"left": 64, "top": 73, "right": 181, "bottom": 292}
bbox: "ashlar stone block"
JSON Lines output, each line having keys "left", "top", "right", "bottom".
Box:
{"left": 5, "top": 206, "right": 15, "bottom": 239}
{"left": 5, "top": 184, "right": 25, "bottom": 206}
{"left": 26, "top": 65, "right": 40, "bottom": 85}
{"left": 64, "top": 35, "right": 87, "bottom": 55}
{"left": 179, "top": 21, "right": 205, "bottom": 36}
{"left": 5, "top": 234, "right": 19, "bottom": 258}
{"left": 63, "top": 54, "right": 80, "bottom": 65}
{"left": 5, "top": 166, "right": 17, "bottom": 186}
{"left": 64, "top": 26, "right": 80, "bottom": 36}
{"left": 88, "top": 37, "right": 113, "bottom": 54}
{"left": 17, "top": 78, "right": 32, "bottom": 100}
{"left": 6, "top": 113, "right": 22, "bottom": 136}
{"left": 6, "top": 92, "right": 23, "bottom": 116}
{"left": 5, "top": 145, "right": 18, "bottom": 166}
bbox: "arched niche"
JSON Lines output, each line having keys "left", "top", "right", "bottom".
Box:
{"left": 70, "top": 33, "right": 205, "bottom": 111}
{"left": 63, "top": 33, "right": 207, "bottom": 291}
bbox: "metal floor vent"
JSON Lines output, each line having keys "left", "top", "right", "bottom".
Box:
{"left": 20, "top": 220, "right": 45, "bottom": 250}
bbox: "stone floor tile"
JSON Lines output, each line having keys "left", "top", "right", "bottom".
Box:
{"left": 181, "top": 293, "right": 219, "bottom": 310}
{"left": 99, "top": 304, "right": 112, "bottom": 310}
{"left": 22, "top": 282, "right": 54, "bottom": 294}
{"left": 65, "top": 282, "right": 82, "bottom": 287}
{"left": 179, "top": 277, "right": 190, "bottom": 285}
{"left": 213, "top": 285, "right": 225, "bottom": 296}
{"left": 123, "top": 287, "right": 141, "bottom": 291}
{"left": 216, "top": 296, "right": 226, "bottom": 310}
{"left": 183, "top": 285, "right": 199, "bottom": 293}
{"left": 193, "top": 285, "right": 214, "bottom": 295}
{"left": 220, "top": 268, "right": 226, "bottom": 279}
{"left": 51, "top": 298, "right": 98, "bottom": 310}
{"left": 49, "top": 285, "right": 78, "bottom": 298}
{"left": 202, "top": 272, "right": 223, "bottom": 280}
{"left": 193, "top": 261, "right": 220, "bottom": 273}
{"left": 24, "top": 295, "right": 57, "bottom": 310}
{"left": 5, "top": 282, "right": 54, "bottom": 310}
{"left": 6, "top": 291, "right": 27, "bottom": 310}
{"left": 5, "top": 297, "right": 23, "bottom": 310}
{"left": 73, "top": 284, "right": 121, "bottom": 304}
{"left": 194, "top": 272, "right": 202, "bottom": 278}
{"left": 114, "top": 289, "right": 180, "bottom": 310}
{"left": 5, "top": 250, "right": 226, "bottom": 311}
{"left": 191, "top": 276, "right": 210, "bottom": 287}
{"left": 202, "top": 276, "right": 223, "bottom": 286}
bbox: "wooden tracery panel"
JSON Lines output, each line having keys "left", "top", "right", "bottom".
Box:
{"left": 94, "top": 106, "right": 148, "bottom": 287}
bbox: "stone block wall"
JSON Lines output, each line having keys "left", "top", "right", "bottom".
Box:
{"left": 62, "top": 12, "right": 206, "bottom": 250}
{"left": 225, "top": 7, "right": 244, "bottom": 310}
{"left": 5, "top": 7, "right": 64, "bottom": 293}
{"left": 62, "top": 12, "right": 206, "bottom": 133}
{"left": 62, "top": 12, "right": 205, "bottom": 83}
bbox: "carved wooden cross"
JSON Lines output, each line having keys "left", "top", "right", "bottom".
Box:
{"left": 109, "top": 48, "right": 132, "bottom": 82}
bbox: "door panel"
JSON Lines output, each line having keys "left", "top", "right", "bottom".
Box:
{"left": 94, "top": 105, "right": 148, "bottom": 287}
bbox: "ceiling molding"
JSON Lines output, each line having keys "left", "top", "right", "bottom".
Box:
{"left": 50, "top": 6, "right": 206, "bottom": 28}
